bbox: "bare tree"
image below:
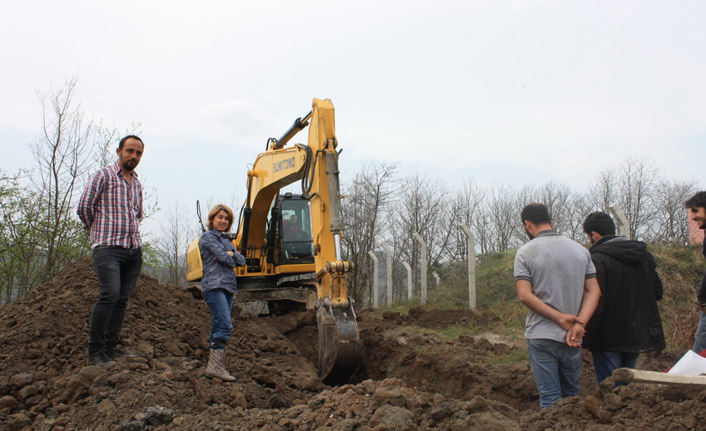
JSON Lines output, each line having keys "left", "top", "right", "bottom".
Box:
{"left": 445, "top": 178, "right": 485, "bottom": 261}
{"left": 614, "top": 157, "right": 659, "bottom": 240}
{"left": 538, "top": 182, "right": 574, "bottom": 234}
{"left": 31, "top": 76, "right": 96, "bottom": 280}
{"left": 148, "top": 202, "right": 196, "bottom": 286}
{"left": 565, "top": 192, "right": 594, "bottom": 244}
{"left": 651, "top": 179, "right": 697, "bottom": 244}
{"left": 390, "top": 171, "right": 454, "bottom": 300}
{"left": 340, "top": 161, "right": 398, "bottom": 306}
{"left": 486, "top": 185, "right": 520, "bottom": 252}
{"left": 586, "top": 169, "right": 617, "bottom": 213}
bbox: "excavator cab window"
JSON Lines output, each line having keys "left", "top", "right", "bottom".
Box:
{"left": 278, "top": 195, "right": 314, "bottom": 264}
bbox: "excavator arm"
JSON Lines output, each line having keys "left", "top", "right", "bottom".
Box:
{"left": 243, "top": 99, "right": 360, "bottom": 380}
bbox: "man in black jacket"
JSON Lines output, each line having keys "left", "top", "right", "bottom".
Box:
{"left": 685, "top": 191, "right": 706, "bottom": 353}
{"left": 582, "top": 212, "right": 665, "bottom": 384}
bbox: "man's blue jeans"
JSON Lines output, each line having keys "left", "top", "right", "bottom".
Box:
{"left": 89, "top": 246, "right": 142, "bottom": 356}
{"left": 592, "top": 351, "right": 639, "bottom": 386}
{"left": 527, "top": 338, "right": 581, "bottom": 409}
{"left": 202, "top": 288, "right": 234, "bottom": 350}
{"left": 694, "top": 311, "right": 706, "bottom": 353}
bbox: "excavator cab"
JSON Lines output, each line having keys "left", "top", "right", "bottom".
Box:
{"left": 276, "top": 194, "right": 315, "bottom": 265}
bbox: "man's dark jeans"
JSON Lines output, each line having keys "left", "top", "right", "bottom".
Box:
{"left": 88, "top": 246, "right": 142, "bottom": 356}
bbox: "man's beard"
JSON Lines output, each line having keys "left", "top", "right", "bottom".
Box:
{"left": 524, "top": 226, "right": 534, "bottom": 240}
{"left": 123, "top": 159, "right": 137, "bottom": 171}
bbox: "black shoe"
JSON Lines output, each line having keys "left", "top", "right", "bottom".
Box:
{"left": 87, "top": 353, "right": 117, "bottom": 367}
{"left": 105, "top": 347, "right": 126, "bottom": 359}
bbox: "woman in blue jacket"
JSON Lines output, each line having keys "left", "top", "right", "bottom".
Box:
{"left": 199, "top": 204, "right": 246, "bottom": 381}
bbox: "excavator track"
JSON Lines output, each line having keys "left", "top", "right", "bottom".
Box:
{"left": 316, "top": 299, "right": 362, "bottom": 384}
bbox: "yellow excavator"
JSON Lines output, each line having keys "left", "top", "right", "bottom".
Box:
{"left": 185, "top": 98, "right": 361, "bottom": 382}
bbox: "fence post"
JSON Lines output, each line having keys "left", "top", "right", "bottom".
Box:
{"left": 380, "top": 241, "right": 393, "bottom": 306}
{"left": 459, "top": 223, "right": 477, "bottom": 310}
{"left": 413, "top": 233, "right": 428, "bottom": 305}
{"left": 432, "top": 271, "right": 440, "bottom": 288}
{"left": 608, "top": 203, "right": 631, "bottom": 239}
{"left": 368, "top": 250, "right": 379, "bottom": 308}
{"left": 402, "top": 261, "right": 412, "bottom": 302}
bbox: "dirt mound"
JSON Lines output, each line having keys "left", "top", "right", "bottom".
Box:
{"left": 1, "top": 257, "right": 705, "bottom": 430}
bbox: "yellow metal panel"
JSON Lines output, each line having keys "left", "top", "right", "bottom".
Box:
{"left": 275, "top": 263, "right": 316, "bottom": 274}
{"left": 185, "top": 237, "right": 203, "bottom": 282}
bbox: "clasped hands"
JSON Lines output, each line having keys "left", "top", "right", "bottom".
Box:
{"left": 559, "top": 313, "right": 585, "bottom": 348}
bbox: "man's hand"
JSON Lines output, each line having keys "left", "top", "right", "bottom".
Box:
{"left": 226, "top": 251, "right": 234, "bottom": 257}
{"left": 582, "top": 348, "right": 591, "bottom": 363}
{"left": 557, "top": 313, "right": 584, "bottom": 331}
{"left": 566, "top": 322, "right": 585, "bottom": 347}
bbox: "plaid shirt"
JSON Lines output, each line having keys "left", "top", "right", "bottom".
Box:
{"left": 77, "top": 161, "right": 143, "bottom": 249}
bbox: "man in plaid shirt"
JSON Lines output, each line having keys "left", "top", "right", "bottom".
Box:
{"left": 77, "top": 135, "right": 144, "bottom": 366}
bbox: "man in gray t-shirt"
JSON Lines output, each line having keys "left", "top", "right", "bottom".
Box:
{"left": 514, "top": 203, "right": 601, "bottom": 409}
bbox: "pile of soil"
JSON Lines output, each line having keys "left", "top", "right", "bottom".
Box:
{"left": 1, "top": 257, "right": 705, "bottom": 430}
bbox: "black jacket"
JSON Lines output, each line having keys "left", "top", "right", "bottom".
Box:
{"left": 583, "top": 235, "right": 666, "bottom": 353}
{"left": 697, "top": 235, "right": 706, "bottom": 306}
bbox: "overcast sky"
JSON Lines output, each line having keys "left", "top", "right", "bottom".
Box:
{"left": 1, "top": 0, "right": 705, "bottom": 237}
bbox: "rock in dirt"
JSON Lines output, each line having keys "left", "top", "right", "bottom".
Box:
{"left": 5, "top": 413, "right": 31, "bottom": 431}
{"left": 369, "top": 404, "right": 414, "bottom": 430}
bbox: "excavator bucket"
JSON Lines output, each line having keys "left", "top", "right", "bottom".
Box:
{"left": 316, "top": 299, "right": 362, "bottom": 384}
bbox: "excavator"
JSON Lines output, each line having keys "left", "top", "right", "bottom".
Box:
{"left": 185, "top": 98, "right": 361, "bottom": 382}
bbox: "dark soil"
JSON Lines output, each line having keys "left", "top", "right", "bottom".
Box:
{"left": 0, "top": 256, "right": 704, "bottom": 430}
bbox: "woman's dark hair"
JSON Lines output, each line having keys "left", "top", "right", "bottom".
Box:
{"left": 583, "top": 212, "right": 616, "bottom": 236}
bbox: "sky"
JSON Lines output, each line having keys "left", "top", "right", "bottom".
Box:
{"left": 1, "top": 0, "right": 705, "bottom": 238}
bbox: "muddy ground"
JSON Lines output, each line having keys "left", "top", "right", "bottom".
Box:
{"left": 1, "top": 257, "right": 704, "bottom": 430}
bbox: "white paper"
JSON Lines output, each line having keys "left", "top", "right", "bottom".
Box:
{"left": 667, "top": 350, "right": 706, "bottom": 376}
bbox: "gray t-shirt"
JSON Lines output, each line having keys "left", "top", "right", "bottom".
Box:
{"left": 514, "top": 230, "right": 596, "bottom": 343}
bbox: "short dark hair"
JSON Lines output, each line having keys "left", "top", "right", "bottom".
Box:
{"left": 118, "top": 135, "right": 144, "bottom": 150}
{"left": 583, "top": 212, "right": 616, "bottom": 236}
{"left": 521, "top": 203, "right": 551, "bottom": 225}
{"left": 685, "top": 191, "right": 706, "bottom": 210}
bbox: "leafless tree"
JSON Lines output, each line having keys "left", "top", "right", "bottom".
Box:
{"left": 148, "top": 202, "right": 196, "bottom": 286}
{"left": 445, "top": 178, "right": 486, "bottom": 261}
{"left": 340, "top": 161, "right": 398, "bottom": 306}
{"left": 31, "top": 76, "right": 97, "bottom": 280}
{"left": 538, "top": 182, "right": 574, "bottom": 234}
{"left": 565, "top": 192, "right": 594, "bottom": 244}
{"left": 650, "top": 179, "right": 697, "bottom": 244}
{"left": 390, "top": 171, "right": 453, "bottom": 300}
{"left": 485, "top": 185, "right": 521, "bottom": 252}
{"left": 614, "top": 157, "right": 659, "bottom": 240}
{"left": 586, "top": 169, "right": 617, "bottom": 213}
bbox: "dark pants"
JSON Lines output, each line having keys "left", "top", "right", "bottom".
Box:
{"left": 88, "top": 246, "right": 142, "bottom": 356}
{"left": 592, "top": 351, "right": 639, "bottom": 386}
